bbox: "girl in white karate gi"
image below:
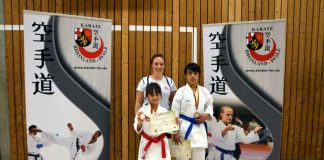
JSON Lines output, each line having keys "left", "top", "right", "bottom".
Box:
{"left": 134, "top": 83, "right": 173, "bottom": 160}
{"left": 207, "top": 106, "right": 262, "bottom": 160}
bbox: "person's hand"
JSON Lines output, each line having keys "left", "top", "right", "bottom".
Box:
{"left": 80, "top": 145, "right": 86, "bottom": 152}
{"left": 254, "top": 125, "right": 263, "bottom": 134}
{"left": 67, "top": 123, "right": 73, "bottom": 131}
{"left": 176, "top": 117, "right": 180, "bottom": 125}
{"left": 137, "top": 112, "right": 145, "bottom": 123}
{"left": 172, "top": 132, "right": 182, "bottom": 145}
{"left": 222, "top": 124, "right": 234, "bottom": 137}
{"left": 225, "top": 124, "right": 235, "bottom": 131}
{"left": 195, "top": 113, "right": 210, "bottom": 123}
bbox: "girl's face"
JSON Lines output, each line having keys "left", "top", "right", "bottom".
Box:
{"left": 151, "top": 57, "right": 165, "bottom": 75}
{"left": 147, "top": 90, "right": 161, "bottom": 106}
{"left": 221, "top": 108, "right": 233, "bottom": 124}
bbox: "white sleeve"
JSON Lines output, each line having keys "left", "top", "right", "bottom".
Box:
{"left": 27, "top": 136, "right": 34, "bottom": 150}
{"left": 70, "top": 130, "right": 91, "bottom": 138}
{"left": 170, "top": 78, "right": 177, "bottom": 92}
{"left": 171, "top": 89, "right": 182, "bottom": 117}
{"left": 207, "top": 117, "right": 217, "bottom": 144}
{"left": 236, "top": 127, "right": 260, "bottom": 144}
{"left": 136, "top": 77, "right": 146, "bottom": 92}
{"left": 133, "top": 108, "right": 143, "bottom": 133}
{"left": 213, "top": 122, "right": 226, "bottom": 142}
{"left": 35, "top": 136, "right": 48, "bottom": 147}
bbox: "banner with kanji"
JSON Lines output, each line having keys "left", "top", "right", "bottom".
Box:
{"left": 203, "top": 20, "right": 286, "bottom": 160}
{"left": 24, "top": 11, "right": 111, "bottom": 160}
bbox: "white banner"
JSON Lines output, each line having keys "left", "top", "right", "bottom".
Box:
{"left": 203, "top": 20, "right": 286, "bottom": 160}
{"left": 24, "top": 11, "right": 111, "bottom": 160}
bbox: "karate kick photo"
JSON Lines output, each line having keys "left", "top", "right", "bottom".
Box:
{"left": 27, "top": 123, "right": 101, "bottom": 160}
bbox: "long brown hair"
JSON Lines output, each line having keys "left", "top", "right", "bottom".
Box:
{"left": 150, "top": 53, "right": 165, "bottom": 65}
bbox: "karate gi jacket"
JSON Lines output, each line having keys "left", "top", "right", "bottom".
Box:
{"left": 134, "top": 104, "right": 171, "bottom": 160}
{"left": 207, "top": 121, "right": 260, "bottom": 160}
{"left": 171, "top": 84, "right": 214, "bottom": 148}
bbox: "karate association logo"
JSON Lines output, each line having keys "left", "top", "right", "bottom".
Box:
{"left": 245, "top": 29, "right": 281, "bottom": 65}
{"left": 74, "top": 26, "right": 108, "bottom": 63}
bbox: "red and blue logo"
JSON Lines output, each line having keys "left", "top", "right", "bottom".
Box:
{"left": 245, "top": 31, "right": 279, "bottom": 64}
{"left": 74, "top": 27, "right": 106, "bottom": 62}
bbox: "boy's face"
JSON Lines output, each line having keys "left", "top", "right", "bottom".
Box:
{"left": 221, "top": 108, "right": 234, "bottom": 124}
{"left": 147, "top": 90, "right": 161, "bottom": 106}
{"left": 185, "top": 70, "right": 199, "bottom": 86}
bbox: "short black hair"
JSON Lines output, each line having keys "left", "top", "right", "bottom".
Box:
{"left": 28, "top": 125, "right": 37, "bottom": 132}
{"left": 145, "top": 83, "right": 162, "bottom": 97}
{"left": 184, "top": 63, "right": 201, "bottom": 74}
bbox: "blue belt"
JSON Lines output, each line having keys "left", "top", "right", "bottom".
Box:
{"left": 215, "top": 146, "right": 235, "bottom": 160}
{"left": 179, "top": 114, "right": 207, "bottom": 140}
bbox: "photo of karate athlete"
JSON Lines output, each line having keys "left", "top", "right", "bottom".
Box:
{"left": 27, "top": 125, "right": 47, "bottom": 160}
{"left": 172, "top": 63, "right": 214, "bottom": 160}
{"left": 206, "top": 106, "right": 262, "bottom": 160}
{"left": 134, "top": 83, "right": 176, "bottom": 160}
{"left": 38, "top": 123, "right": 101, "bottom": 160}
{"left": 135, "top": 53, "right": 177, "bottom": 114}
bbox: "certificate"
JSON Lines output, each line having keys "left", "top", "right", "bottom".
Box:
{"left": 150, "top": 110, "right": 179, "bottom": 134}
{"left": 169, "top": 140, "right": 191, "bottom": 158}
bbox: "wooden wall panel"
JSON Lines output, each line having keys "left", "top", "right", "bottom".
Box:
{"left": 281, "top": 0, "right": 294, "bottom": 159}
{"left": 200, "top": 0, "right": 207, "bottom": 82}
{"left": 172, "top": 0, "right": 179, "bottom": 86}
{"left": 316, "top": 2, "right": 324, "bottom": 160}
{"left": 293, "top": 0, "right": 308, "bottom": 158}
{"left": 2, "top": 0, "right": 324, "bottom": 159}
{"left": 114, "top": 0, "right": 122, "bottom": 160}
{"left": 4, "top": 0, "right": 16, "bottom": 159}
{"left": 157, "top": 0, "right": 165, "bottom": 55}
{"left": 128, "top": 1, "right": 136, "bottom": 159}
{"left": 150, "top": 0, "right": 158, "bottom": 55}
{"left": 187, "top": 0, "right": 193, "bottom": 64}
{"left": 121, "top": 0, "right": 129, "bottom": 159}
{"left": 11, "top": 0, "right": 25, "bottom": 159}
{"left": 107, "top": 0, "right": 115, "bottom": 159}
{"left": 298, "top": 1, "right": 315, "bottom": 159}
{"left": 178, "top": 0, "right": 186, "bottom": 86}
{"left": 165, "top": 0, "right": 173, "bottom": 77}
{"left": 134, "top": 0, "right": 144, "bottom": 157}
{"left": 19, "top": 0, "right": 27, "bottom": 159}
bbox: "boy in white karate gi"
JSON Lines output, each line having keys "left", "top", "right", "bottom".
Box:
{"left": 207, "top": 106, "right": 262, "bottom": 160}
{"left": 134, "top": 82, "right": 173, "bottom": 160}
{"left": 172, "top": 63, "right": 214, "bottom": 160}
